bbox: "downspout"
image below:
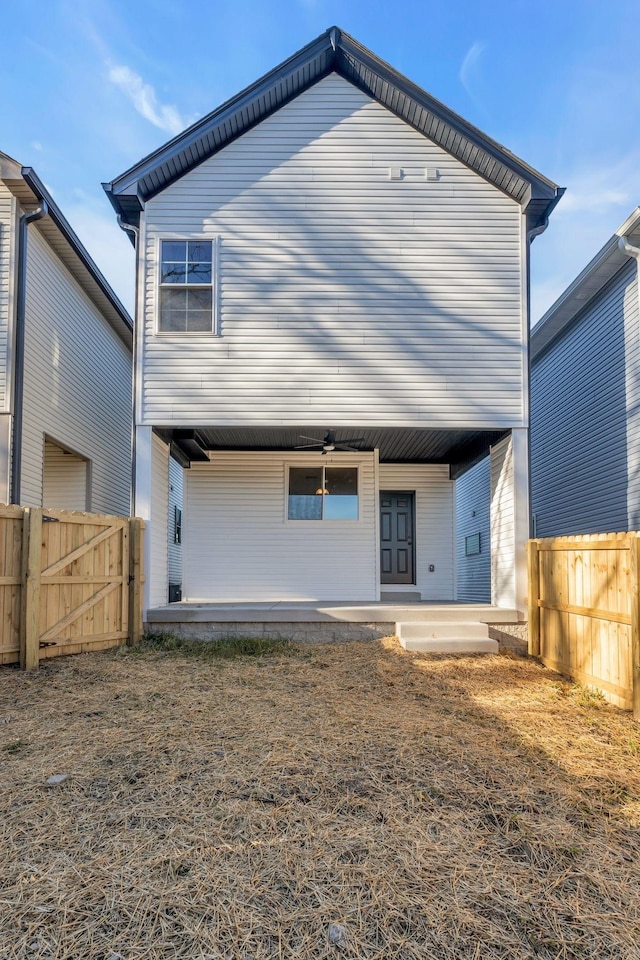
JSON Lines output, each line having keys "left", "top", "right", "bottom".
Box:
{"left": 117, "top": 215, "right": 139, "bottom": 516}
{"left": 11, "top": 202, "right": 48, "bottom": 504}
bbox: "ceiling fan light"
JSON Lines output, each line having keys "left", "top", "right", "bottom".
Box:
{"left": 323, "top": 443, "right": 336, "bottom": 452}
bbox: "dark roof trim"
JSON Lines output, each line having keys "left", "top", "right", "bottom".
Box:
{"left": 104, "top": 26, "right": 562, "bottom": 230}
{"left": 531, "top": 206, "right": 640, "bottom": 363}
{"left": 20, "top": 167, "right": 133, "bottom": 339}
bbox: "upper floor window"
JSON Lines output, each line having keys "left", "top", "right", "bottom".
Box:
{"left": 159, "top": 239, "right": 213, "bottom": 332}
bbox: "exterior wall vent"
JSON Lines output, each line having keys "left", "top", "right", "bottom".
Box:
{"left": 425, "top": 168, "right": 440, "bottom": 181}
{"left": 389, "top": 167, "right": 404, "bottom": 181}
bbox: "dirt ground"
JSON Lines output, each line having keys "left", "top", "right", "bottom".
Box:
{"left": 1, "top": 637, "right": 639, "bottom": 960}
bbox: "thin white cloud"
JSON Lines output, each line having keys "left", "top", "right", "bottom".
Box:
{"left": 31, "top": 141, "right": 43, "bottom": 152}
{"left": 554, "top": 161, "right": 636, "bottom": 216}
{"left": 530, "top": 151, "right": 640, "bottom": 323}
{"left": 459, "top": 41, "right": 485, "bottom": 101}
{"left": 558, "top": 188, "right": 630, "bottom": 214}
{"left": 64, "top": 201, "right": 135, "bottom": 314}
{"left": 108, "top": 64, "right": 187, "bottom": 136}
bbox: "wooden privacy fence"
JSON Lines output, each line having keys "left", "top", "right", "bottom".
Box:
{"left": 0, "top": 505, "right": 144, "bottom": 669}
{"left": 528, "top": 532, "right": 640, "bottom": 719}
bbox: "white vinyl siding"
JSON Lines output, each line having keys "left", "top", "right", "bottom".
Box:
{"left": 455, "top": 456, "right": 491, "bottom": 602}
{"left": 168, "top": 455, "right": 183, "bottom": 588}
{"left": 42, "top": 438, "right": 88, "bottom": 511}
{"left": 377, "top": 463, "right": 453, "bottom": 600}
{"left": 0, "top": 182, "right": 14, "bottom": 410}
{"left": 151, "top": 433, "right": 170, "bottom": 608}
{"left": 20, "top": 227, "right": 131, "bottom": 514}
{"left": 142, "top": 74, "right": 523, "bottom": 429}
{"left": 183, "top": 452, "right": 377, "bottom": 601}
{"left": 490, "top": 436, "right": 515, "bottom": 608}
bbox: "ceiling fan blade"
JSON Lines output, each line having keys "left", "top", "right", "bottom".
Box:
{"left": 335, "top": 443, "right": 364, "bottom": 452}
{"left": 297, "top": 435, "right": 325, "bottom": 443}
{"left": 295, "top": 442, "right": 323, "bottom": 449}
{"left": 335, "top": 437, "right": 365, "bottom": 445}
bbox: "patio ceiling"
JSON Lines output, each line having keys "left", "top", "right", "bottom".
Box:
{"left": 157, "top": 426, "right": 508, "bottom": 475}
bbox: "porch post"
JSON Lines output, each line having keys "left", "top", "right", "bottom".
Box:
{"left": 490, "top": 428, "right": 529, "bottom": 613}
{"left": 134, "top": 425, "right": 153, "bottom": 617}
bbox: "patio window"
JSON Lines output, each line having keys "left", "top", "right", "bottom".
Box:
{"left": 159, "top": 239, "right": 214, "bottom": 332}
{"left": 288, "top": 466, "right": 358, "bottom": 520}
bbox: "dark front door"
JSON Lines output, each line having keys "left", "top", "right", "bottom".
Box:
{"left": 380, "top": 491, "right": 415, "bottom": 584}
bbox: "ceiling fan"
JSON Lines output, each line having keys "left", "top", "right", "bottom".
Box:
{"left": 295, "top": 430, "right": 365, "bottom": 454}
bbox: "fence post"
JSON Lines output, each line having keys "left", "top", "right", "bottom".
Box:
{"left": 528, "top": 539, "right": 540, "bottom": 657}
{"left": 20, "top": 507, "right": 43, "bottom": 670}
{"left": 128, "top": 518, "right": 145, "bottom": 646}
{"left": 630, "top": 535, "right": 640, "bottom": 721}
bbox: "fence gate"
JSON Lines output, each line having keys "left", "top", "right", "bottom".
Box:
{"left": 22, "top": 507, "right": 131, "bottom": 668}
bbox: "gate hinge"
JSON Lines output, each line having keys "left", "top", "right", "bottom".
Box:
{"left": 39, "top": 641, "right": 57, "bottom": 648}
{"left": 42, "top": 515, "right": 60, "bottom": 523}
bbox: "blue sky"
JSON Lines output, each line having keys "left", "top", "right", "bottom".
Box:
{"left": 1, "top": 0, "right": 639, "bottom": 322}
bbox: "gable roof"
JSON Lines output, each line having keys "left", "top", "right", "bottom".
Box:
{"left": 104, "top": 26, "right": 562, "bottom": 233}
{"left": 1, "top": 152, "right": 133, "bottom": 347}
{"left": 531, "top": 207, "right": 640, "bottom": 362}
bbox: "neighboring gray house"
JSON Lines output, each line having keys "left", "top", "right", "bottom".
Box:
{"left": 0, "top": 152, "right": 133, "bottom": 515}
{"left": 530, "top": 208, "right": 640, "bottom": 537}
{"left": 455, "top": 456, "right": 491, "bottom": 602}
{"left": 104, "top": 27, "right": 562, "bottom": 620}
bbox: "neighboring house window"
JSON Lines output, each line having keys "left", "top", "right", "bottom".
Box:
{"left": 174, "top": 506, "right": 182, "bottom": 544}
{"left": 159, "top": 239, "right": 213, "bottom": 332}
{"left": 288, "top": 467, "right": 358, "bottom": 520}
{"left": 465, "top": 533, "right": 481, "bottom": 556}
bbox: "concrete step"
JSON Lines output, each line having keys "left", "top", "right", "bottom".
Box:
{"left": 396, "top": 620, "right": 499, "bottom": 654}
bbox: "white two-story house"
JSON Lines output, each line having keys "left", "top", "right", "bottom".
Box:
{"left": 104, "top": 28, "right": 562, "bottom": 627}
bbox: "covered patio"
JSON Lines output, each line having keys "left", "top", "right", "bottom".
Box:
{"left": 139, "top": 424, "right": 529, "bottom": 642}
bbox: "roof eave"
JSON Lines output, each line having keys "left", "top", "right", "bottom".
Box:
{"left": 105, "top": 26, "right": 561, "bottom": 225}
{"left": 335, "top": 30, "right": 559, "bottom": 205}
{"left": 104, "top": 27, "right": 337, "bottom": 220}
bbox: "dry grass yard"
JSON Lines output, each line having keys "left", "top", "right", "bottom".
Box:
{"left": 1, "top": 636, "right": 640, "bottom": 960}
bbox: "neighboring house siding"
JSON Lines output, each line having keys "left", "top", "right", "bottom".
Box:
{"left": 455, "top": 456, "right": 491, "bottom": 602}
{"left": 42, "top": 438, "right": 88, "bottom": 511}
{"left": 151, "top": 433, "right": 170, "bottom": 607}
{"left": 143, "top": 74, "right": 523, "bottom": 429}
{"left": 168, "top": 455, "right": 183, "bottom": 589}
{"left": 20, "top": 226, "right": 131, "bottom": 514}
{"left": 622, "top": 263, "right": 640, "bottom": 529}
{"left": 183, "top": 452, "right": 377, "bottom": 601}
{"left": 531, "top": 262, "right": 637, "bottom": 536}
{"left": 490, "top": 436, "right": 515, "bottom": 607}
{"left": 0, "top": 182, "right": 14, "bottom": 411}
{"left": 378, "top": 463, "right": 453, "bottom": 600}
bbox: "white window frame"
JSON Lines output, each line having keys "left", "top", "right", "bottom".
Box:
{"left": 285, "top": 461, "right": 360, "bottom": 523}
{"left": 155, "top": 235, "right": 220, "bottom": 336}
